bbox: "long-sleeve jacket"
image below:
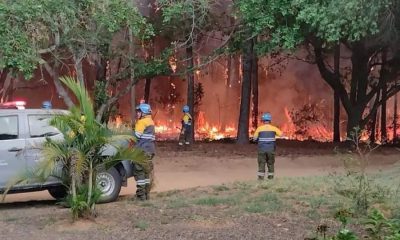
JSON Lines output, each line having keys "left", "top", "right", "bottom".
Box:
{"left": 253, "top": 124, "right": 282, "bottom": 152}
{"left": 134, "top": 115, "right": 156, "bottom": 155}
{"left": 181, "top": 113, "right": 192, "bottom": 128}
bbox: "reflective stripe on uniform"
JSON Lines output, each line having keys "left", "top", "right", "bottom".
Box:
{"left": 137, "top": 180, "right": 146, "bottom": 186}
{"left": 141, "top": 134, "right": 155, "bottom": 140}
{"left": 257, "top": 172, "right": 265, "bottom": 176}
{"left": 144, "top": 179, "right": 151, "bottom": 184}
{"left": 258, "top": 138, "right": 275, "bottom": 142}
{"left": 135, "top": 131, "right": 142, "bottom": 138}
{"left": 267, "top": 172, "right": 274, "bottom": 176}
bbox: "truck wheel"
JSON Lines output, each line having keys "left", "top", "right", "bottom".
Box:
{"left": 97, "top": 167, "right": 122, "bottom": 203}
{"left": 48, "top": 186, "right": 68, "bottom": 200}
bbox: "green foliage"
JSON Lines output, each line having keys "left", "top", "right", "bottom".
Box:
{"left": 64, "top": 185, "right": 102, "bottom": 220}
{"left": 236, "top": 0, "right": 393, "bottom": 54}
{"left": 158, "top": 0, "right": 211, "bottom": 40}
{"left": 131, "top": 49, "right": 173, "bottom": 79}
{"left": 0, "top": 0, "right": 153, "bottom": 77}
{"left": 236, "top": 0, "right": 303, "bottom": 53}
{"left": 364, "top": 209, "right": 400, "bottom": 240}
{"left": 2, "top": 76, "right": 148, "bottom": 221}
{"left": 294, "top": 0, "right": 389, "bottom": 43}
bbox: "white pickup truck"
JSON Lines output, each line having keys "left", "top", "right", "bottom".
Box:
{"left": 0, "top": 103, "right": 135, "bottom": 203}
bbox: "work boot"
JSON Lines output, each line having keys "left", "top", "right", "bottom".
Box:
{"left": 267, "top": 175, "right": 274, "bottom": 180}
{"left": 178, "top": 142, "right": 183, "bottom": 146}
{"left": 258, "top": 176, "right": 264, "bottom": 181}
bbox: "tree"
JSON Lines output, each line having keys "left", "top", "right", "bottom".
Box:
{"left": 333, "top": 45, "right": 341, "bottom": 142}
{"left": 237, "top": 0, "right": 400, "bottom": 139}
{"left": 158, "top": 0, "right": 231, "bottom": 142}
{"left": 0, "top": 0, "right": 172, "bottom": 122}
{"left": 237, "top": 37, "right": 253, "bottom": 144}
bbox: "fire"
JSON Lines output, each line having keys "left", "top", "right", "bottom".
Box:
{"left": 281, "top": 107, "right": 333, "bottom": 142}
{"left": 153, "top": 120, "right": 237, "bottom": 141}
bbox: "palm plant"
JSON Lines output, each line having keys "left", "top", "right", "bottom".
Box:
{"left": 2, "top": 76, "right": 148, "bottom": 220}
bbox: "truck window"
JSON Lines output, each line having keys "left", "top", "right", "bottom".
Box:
{"left": 0, "top": 115, "right": 18, "bottom": 140}
{"left": 28, "top": 115, "right": 61, "bottom": 138}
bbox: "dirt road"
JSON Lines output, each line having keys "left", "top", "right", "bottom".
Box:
{"left": 3, "top": 142, "right": 398, "bottom": 203}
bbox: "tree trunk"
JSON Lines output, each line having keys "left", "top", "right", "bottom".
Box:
{"left": 128, "top": 19, "right": 136, "bottom": 126}
{"left": 43, "top": 62, "right": 74, "bottom": 108}
{"left": 237, "top": 38, "right": 253, "bottom": 144}
{"left": 394, "top": 93, "right": 398, "bottom": 142}
{"left": 130, "top": 86, "right": 136, "bottom": 124}
{"left": 251, "top": 51, "right": 259, "bottom": 130}
{"left": 144, "top": 78, "right": 152, "bottom": 103}
{"left": 186, "top": 45, "right": 195, "bottom": 143}
{"left": 380, "top": 50, "right": 388, "bottom": 143}
{"left": 333, "top": 44, "right": 341, "bottom": 142}
{"left": 346, "top": 108, "right": 363, "bottom": 139}
{"left": 370, "top": 110, "right": 378, "bottom": 143}
{"left": 87, "top": 161, "right": 93, "bottom": 212}
{"left": 72, "top": 51, "right": 85, "bottom": 85}
{"left": 0, "top": 72, "right": 12, "bottom": 103}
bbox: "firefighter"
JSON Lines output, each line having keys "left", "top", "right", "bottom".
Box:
{"left": 178, "top": 105, "right": 192, "bottom": 146}
{"left": 42, "top": 101, "right": 52, "bottom": 109}
{"left": 133, "top": 103, "right": 155, "bottom": 200}
{"left": 252, "top": 113, "right": 283, "bottom": 180}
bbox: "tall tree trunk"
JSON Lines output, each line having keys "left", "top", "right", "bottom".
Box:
{"left": 144, "top": 78, "right": 152, "bottom": 103}
{"left": 333, "top": 44, "right": 341, "bottom": 142}
{"left": 186, "top": 45, "right": 195, "bottom": 143}
{"left": 251, "top": 51, "right": 259, "bottom": 130}
{"left": 128, "top": 20, "right": 136, "bottom": 125}
{"left": 370, "top": 110, "right": 378, "bottom": 143}
{"left": 380, "top": 50, "right": 388, "bottom": 143}
{"left": 394, "top": 93, "right": 398, "bottom": 142}
{"left": 237, "top": 38, "right": 253, "bottom": 144}
{"left": 346, "top": 107, "right": 363, "bottom": 138}
{"left": 370, "top": 91, "right": 380, "bottom": 143}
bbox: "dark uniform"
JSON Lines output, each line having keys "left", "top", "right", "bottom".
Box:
{"left": 133, "top": 115, "right": 155, "bottom": 200}
{"left": 253, "top": 124, "right": 282, "bottom": 179}
{"left": 179, "top": 112, "right": 192, "bottom": 145}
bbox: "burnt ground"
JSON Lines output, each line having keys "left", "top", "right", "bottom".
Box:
{"left": 1, "top": 141, "right": 399, "bottom": 240}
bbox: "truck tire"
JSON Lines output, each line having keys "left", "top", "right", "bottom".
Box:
{"left": 48, "top": 186, "right": 68, "bottom": 200}
{"left": 97, "top": 167, "right": 122, "bottom": 203}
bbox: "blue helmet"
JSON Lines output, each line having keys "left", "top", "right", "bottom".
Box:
{"left": 261, "top": 113, "right": 272, "bottom": 122}
{"left": 183, "top": 105, "right": 189, "bottom": 113}
{"left": 42, "top": 101, "right": 52, "bottom": 109}
{"left": 136, "top": 103, "right": 151, "bottom": 114}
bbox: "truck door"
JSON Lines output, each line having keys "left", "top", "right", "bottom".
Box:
{"left": 0, "top": 115, "right": 26, "bottom": 187}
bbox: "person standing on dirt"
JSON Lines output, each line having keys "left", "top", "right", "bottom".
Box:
{"left": 133, "top": 103, "right": 155, "bottom": 200}
{"left": 178, "top": 105, "right": 192, "bottom": 146}
{"left": 252, "top": 113, "right": 283, "bottom": 180}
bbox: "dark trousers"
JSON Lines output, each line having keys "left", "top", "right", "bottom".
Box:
{"left": 132, "top": 154, "right": 154, "bottom": 200}
{"left": 257, "top": 151, "right": 275, "bottom": 179}
{"left": 179, "top": 125, "right": 191, "bottom": 145}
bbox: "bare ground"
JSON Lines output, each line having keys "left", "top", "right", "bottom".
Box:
{"left": 1, "top": 141, "right": 399, "bottom": 240}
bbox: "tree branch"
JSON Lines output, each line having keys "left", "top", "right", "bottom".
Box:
{"left": 43, "top": 61, "right": 74, "bottom": 108}
{"left": 314, "top": 44, "right": 351, "bottom": 113}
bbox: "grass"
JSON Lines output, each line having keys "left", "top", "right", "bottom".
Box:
{"left": 152, "top": 166, "right": 399, "bottom": 219}
{"left": 134, "top": 220, "right": 149, "bottom": 231}
{"left": 166, "top": 196, "right": 189, "bottom": 209}
{"left": 194, "top": 196, "right": 236, "bottom": 206}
